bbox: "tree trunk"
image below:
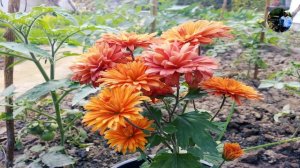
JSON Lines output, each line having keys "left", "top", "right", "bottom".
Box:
{"left": 4, "top": 0, "right": 20, "bottom": 167}
{"left": 150, "top": 0, "right": 158, "bottom": 33}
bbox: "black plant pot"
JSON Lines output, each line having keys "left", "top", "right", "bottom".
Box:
{"left": 112, "top": 158, "right": 144, "bottom": 168}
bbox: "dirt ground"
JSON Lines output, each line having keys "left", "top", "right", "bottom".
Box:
{"left": 0, "top": 42, "right": 300, "bottom": 167}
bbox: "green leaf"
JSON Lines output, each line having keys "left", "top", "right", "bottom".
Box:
{"left": 148, "top": 135, "right": 165, "bottom": 148}
{"left": 183, "top": 88, "right": 207, "bottom": 100}
{"left": 0, "top": 85, "right": 15, "bottom": 97}
{"left": 150, "top": 153, "right": 201, "bottom": 168}
{"left": 0, "top": 42, "right": 51, "bottom": 59}
{"left": 30, "top": 144, "right": 45, "bottom": 153}
{"left": 162, "top": 124, "right": 177, "bottom": 134}
{"left": 143, "top": 106, "right": 162, "bottom": 122}
{"left": 48, "top": 146, "right": 65, "bottom": 153}
{"left": 41, "top": 152, "right": 74, "bottom": 168}
{"left": 13, "top": 106, "right": 26, "bottom": 118}
{"left": 17, "top": 79, "right": 70, "bottom": 102}
{"left": 71, "top": 85, "right": 99, "bottom": 106}
{"left": 172, "top": 111, "right": 219, "bottom": 155}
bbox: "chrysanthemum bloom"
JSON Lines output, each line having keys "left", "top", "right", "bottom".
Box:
{"left": 104, "top": 118, "right": 154, "bottom": 154}
{"left": 97, "top": 32, "right": 157, "bottom": 52}
{"left": 70, "top": 42, "right": 129, "bottom": 87}
{"left": 161, "top": 20, "right": 232, "bottom": 46}
{"left": 82, "top": 86, "right": 149, "bottom": 134}
{"left": 99, "top": 61, "right": 162, "bottom": 91}
{"left": 143, "top": 42, "right": 218, "bottom": 86}
{"left": 200, "top": 77, "right": 262, "bottom": 104}
{"left": 223, "top": 143, "right": 244, "bottom": 161}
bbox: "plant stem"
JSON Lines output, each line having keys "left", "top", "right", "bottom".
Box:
{"left": 27, "top": 108, "right": 56, "bottom": 120}
{"left": 244, "top": 137, "right": 300, "bottom": 152}
{"left": 210, "top": 96, "right": 226, "bottom": 121}
{"left": 217, "top": 102, "right": 236, "bottom": 141}
{"left": 170, "top": 86, "right": 180, "bottom": 120}
{"left": 51, "top": 92, "right": 65, "bottom": 145}
{"left": 218, "top": 160, "right": 225, "bottom": 168}
{"left": 192, "top": 100, "right": 197, "bottom": 111}
{"left": 182, "top": 100, "right": 189, "bottom": 114}
{"left": 128, "top": 48, "right": 135, "bottom": 61}
{"left": 124, "top": 117, "right": 155, "bottom": 133}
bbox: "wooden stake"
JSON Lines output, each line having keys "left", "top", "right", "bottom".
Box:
{"left": 150, "top": 0, "right": 158, "bottom": 33}
{"left": 4, "top": 0, "right": 20, "bottom": 167}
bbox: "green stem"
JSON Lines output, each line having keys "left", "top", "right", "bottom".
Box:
{"left": 182, "top": 100, "right": 189, "bottom": 114}
{"left": 217, "top": 102, "right": 236, "bottom": 141}
{"left": 56, "top": 88, "right": 77, "bottom": 105}
{"left": 244, "top": 137, "right": 300, "bottom": 152}
{"left": 210, "top": 96, "right": 226, "bottom": 121}
{"left": 218, "top": 160, "right": 225, "bottom": 168}
{"left": 27, "top": 108, "right": 56, "bottom": 121}
{"left": 51, "top": 92, "right": 65, "bottom": 145}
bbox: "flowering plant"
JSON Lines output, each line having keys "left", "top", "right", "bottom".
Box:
{"left": 70, "top": 20, "right": 262, "bottom": 167}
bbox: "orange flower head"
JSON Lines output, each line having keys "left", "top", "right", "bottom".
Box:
{"left": 143, "top": 42, "right": 218, "bottom": 86}
{"left": 97, "top": 32, "right": 157, "bottom": 51}
{"left": 70, "top": 42, "right": 129, "bottom": 87}
{"left": 99, "top": 61, "right": 162, "bottom": 91}
{"left": 223, "top": 143, "right": 244, "bottom": 161}
{"left": 200, "top": 77, "right": 262, "bottom": 104}
{"left": 82, "top": 86, "right": 150, "bottom": 134}
{"left": 104, "top": 118, "right": 154, "bottom": 154}
{"left": 162, "top": 20, "right": 232, "bottom": 46}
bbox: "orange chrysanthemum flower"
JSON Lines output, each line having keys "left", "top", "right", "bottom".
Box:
{"left": 99, "top": 61, "right": 162, "bottom": 91}
{"left": 223, "top": 143, "right": 244, "bottom": 161}
{"left": 143, "top": 42, "right": 218, "bottom": 86}
{"left": 70, "top": 42, "right": 129, "bottom": 87}
{"left": 82, "top": 86, "right": 149, "bottom": 134}
{"left": 200, "top": 77, "right": 262, "bottom": 104}
{"left": 104, "top": 118, "right": 154, "bottom": 154}
{"left": 97, "top": 32, "right": 156, "bottom": 51}
{"left": 161, "top": 20, "right": 232, "bottom": 46}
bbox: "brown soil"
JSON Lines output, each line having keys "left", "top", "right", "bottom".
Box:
{"left": 0, "top": 43, "right": 300, "bottom": 168}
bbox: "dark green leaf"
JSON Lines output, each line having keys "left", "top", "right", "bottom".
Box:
{"left": 162, "top": 124, "right": 177, "bottom": 134}
{"left": 183, "top": 88, "right": 207, "bottom": 100}
{"left": 144, "top": 106, "right": 162, "bottom": 122}
{"left": 17, "top": 79, "right": 71, "bottom": 102}
{"left": 172, "top": 111, "right": 219, "bottom": 155}
{"left": 41, "top": 152, "right": 74, "bottom": 167}
{"left": 148, "top": 135, "right": 164, "bottom": 148}
{"left": 150, "top": 153, "right": 201, "bottom": 168}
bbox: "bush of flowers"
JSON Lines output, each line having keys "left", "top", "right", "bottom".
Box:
{"left": 70, "top": 20, "right": 262, "bottom": 167}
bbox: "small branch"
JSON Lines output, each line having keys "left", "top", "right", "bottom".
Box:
{"left": 127, "top": 48, "right": 135, "bottom": 61}
{"left": 182, "top": 100, "right": 189, "bottom": 114}
{"left": 27, "top": 108, "right": 56, "bottom": 121}
{"left": 192, "top": 100, "right": 197, "bottom": 111}
{"left": 54, "top": 29, "right": 82, "bottom": 55}
{"left": 124, "top": 117, "right": 155, "bottom": 133}
{"left": 210, "top": 96, "right": 226, "bottom": 121}
{"left": 170, "top": 86, "right": 180, "bottom": 121}
{"left": 218, "top": 160, "right": 225, "bottom": 168}
{"left": 217, "top": 102, "right": 236, "bottom": 141}
{"left": 244, "top": 137, "right": 300, "bottom": 152}
{"left": 56, "top": 88, "right": 77, "bottom": 105}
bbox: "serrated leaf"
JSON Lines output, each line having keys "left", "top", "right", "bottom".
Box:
{"left": 71, "top": 85, "right": 99, "bottom": 106}
{"left": 150, "top": 153, "right": 201, "bottom": 168}
{"left": 17, "top": 79, "right": 70, "bottom": 102}
{"left": 41, "top": 152, "right": 74, "bottom": 168}
{"left": 143, "top": 106, "right": 162, "bottom": 122}
{"left": 0, "top": 42, "right": 51, "bottom": 59}
{"left": 172, "top": 111, "right": 219, "bottom": 155}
